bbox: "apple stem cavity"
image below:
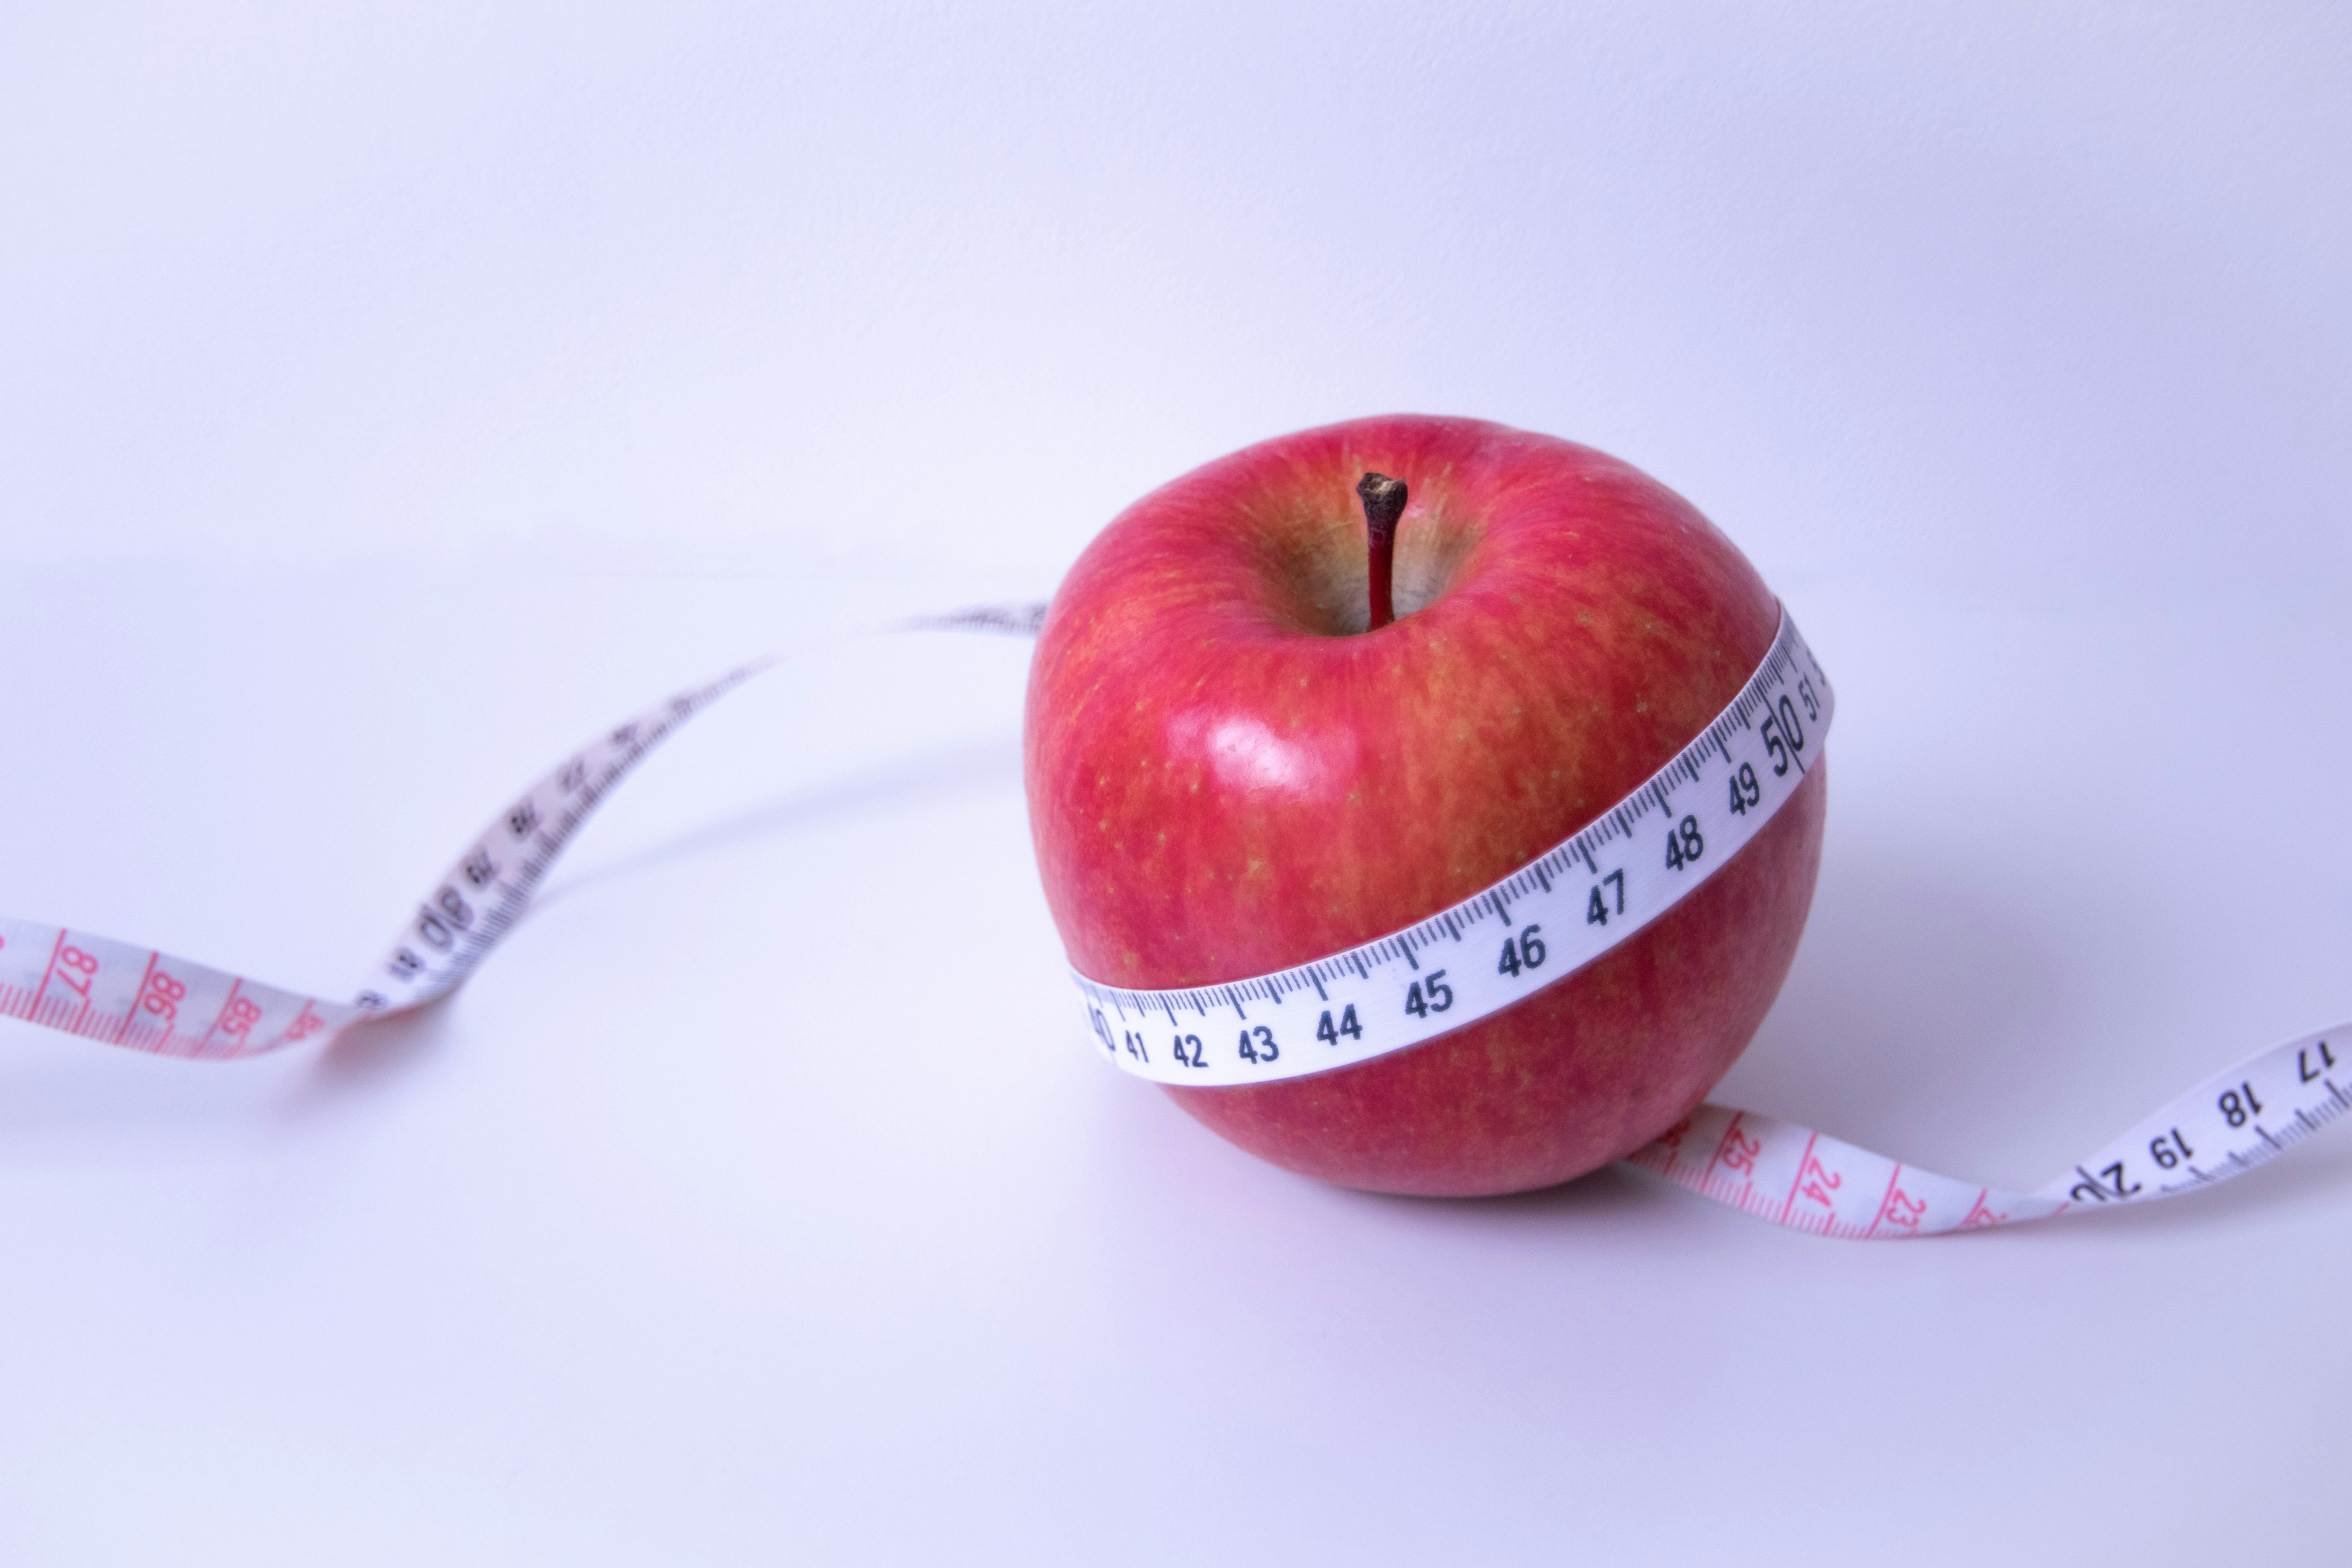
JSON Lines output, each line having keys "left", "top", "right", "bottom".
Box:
{"left": 1356, "top": 472, "right": 1408, "bottom": 631}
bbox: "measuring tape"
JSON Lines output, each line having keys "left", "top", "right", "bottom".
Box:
{"left": 0, "top": 605, "right": 1043, "bottom": 1060}
{"left": 0, "top": 600, "right": 2339, "bottom": 1237}
{"left": 1072, "top": 610, "right": 1833, "bottom": 1088}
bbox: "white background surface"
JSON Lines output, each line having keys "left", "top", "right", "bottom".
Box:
{"left": 2, "top": 4, "right": 2348, "bottom": 1563}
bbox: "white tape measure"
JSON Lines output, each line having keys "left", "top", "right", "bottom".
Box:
{"left": 0, "top": 600, "right": 2339, "bottom": 1238}
{"left": 1070, "top": 610, "right": 1831, "bottom": 1087}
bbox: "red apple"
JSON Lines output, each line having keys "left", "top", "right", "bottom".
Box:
{"left": 1023, "top": 415, "right": 1826, "bottom": 1197}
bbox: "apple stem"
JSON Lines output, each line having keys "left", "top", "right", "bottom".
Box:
{"left": 1356, "top": 472, "right": 1407, "bottom": 631}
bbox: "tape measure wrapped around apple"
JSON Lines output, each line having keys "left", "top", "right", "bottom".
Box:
{"left": 0, "top": 415, "right": 2342, "bottom": 1235}
{"left": 1027, "top": 416, "right": 1826, "bottom": 1196}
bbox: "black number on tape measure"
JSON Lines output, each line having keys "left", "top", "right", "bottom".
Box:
{"left": 1796, "top": 677, "right": 1820, "bottom": 723}
{"left": 2218, "top": 1083, "right": 2264, "bottom": 1127}
{"left": 2069, "top": 1161, "right": 2144, "bottom": 1204}
{"left": 1497, "top": 924, "right": 1546, "bottom": 977}
{"left": 507, "top": 799, "right": 540, "bottom": 837}
{"left": 1172, "top": 1033, "right": 1207, "bottom": 1069}
{"left": 1761, "top": 694, "right": 1806, "bottom": 777}
{"left": 1316, "top": 1006, "right": 1362, "bottom": 1047}
{"left": 1090, "top": 1009, "right": 1115, "bottom": 1053}
{"left": 388, "top": 948, "right": 425, "bottom": 979}
{"left": 558, "top": 758, "right": 589, "bottom": 793}
{"left": 1236, "top": 1025, "right": 1278, "bottom": 1065}
{"left": 1586, "top": 869, "right": 1626, "bottom": 927}
{"left": 1664, "top": 816, "right": 1705, "bottom": 872}
{"left": 1404, "top": 970, "right": 1454, "bottom": 1019}
{"left": 435, "top": 888, "right": 473, "bottom": 929}
{"left": 2149, "top": 1128, "right": 2196, "bottom": 1169}
{"left": 462, "top": 848, "right": 500, "bottom": 888}
{"left": 2299, "top": 1041, "right": 2337, "bottom": 1082}
{"left": 1121, "top": 1030, "right": 1150, "bottom": 1063}
{"left": 1728, "top": 763, "right": 1762, "bottom": 815}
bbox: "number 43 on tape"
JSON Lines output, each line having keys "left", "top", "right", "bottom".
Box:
{"left": 0, "top": 604, "right": 2340, "bottom": 1238}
